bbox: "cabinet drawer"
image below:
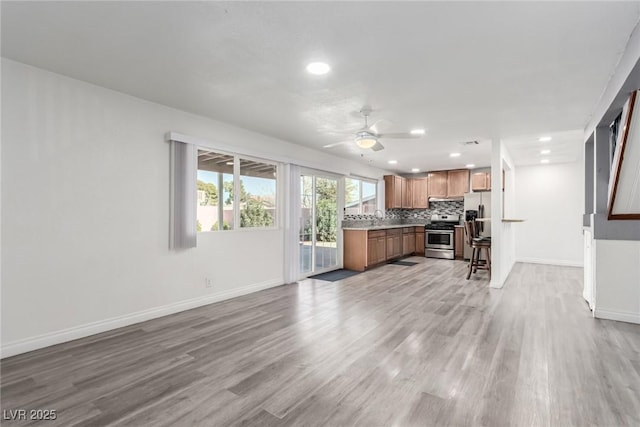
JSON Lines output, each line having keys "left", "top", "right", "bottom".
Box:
{"left": 386, "top": 229, "right": 401, "bottom": 236}
{"left": 368, "top": 230, "right": 386, "bottom": 239}
{"left": 402, "top": 227, "right": 413, "bottom": 233}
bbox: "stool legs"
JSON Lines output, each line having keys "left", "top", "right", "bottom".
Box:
{"left": 466, "top": 247, "right": 476, "bottom": 279}
{"left": 466, "top": 244, "right": 491, "bottom": 280}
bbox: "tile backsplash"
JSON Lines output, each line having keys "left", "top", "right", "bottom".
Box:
{"left": 343, "top": 200, "right": 464, "bottom": 227}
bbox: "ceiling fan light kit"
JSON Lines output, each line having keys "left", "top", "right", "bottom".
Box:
{"left": 324, "top": 106, "right": 423, "bottom": 152}
{"left": 355, "top": 132, "right": 378, "bottom": 149}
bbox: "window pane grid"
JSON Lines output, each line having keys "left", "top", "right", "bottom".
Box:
{"left": 344, "top": 178, "right": 377, "bottom": 215}
{"left": 197, "top": 149, "right": 278, "bottom": 232}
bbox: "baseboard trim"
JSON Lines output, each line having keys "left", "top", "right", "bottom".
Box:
{"left": 516, "top": 257, "right": 583, "bottom": 267}
{"left": 1, "top": 278, "right": 283, "bottom": 359}
{"left": 594, "top": 308, "right": 640, "bottom": 324}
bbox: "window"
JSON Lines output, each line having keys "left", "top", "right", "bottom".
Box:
{"left": 197, "top": 149, "right": 277, "bottom": 232}
{"left": 344, "top": 178, "right": 377, "bottom": 215}
{"left": 197, "top": 150, "right": 234, "bottom": 231}
{"left": 240, "top": 159, "right": 277, "bottom": 228}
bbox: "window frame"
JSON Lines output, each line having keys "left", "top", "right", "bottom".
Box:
{"left": 344, "top": 177, "right": 378, "bottom": 216}
{"left": 196, "top": 146, "right": 280, "bottom": 233}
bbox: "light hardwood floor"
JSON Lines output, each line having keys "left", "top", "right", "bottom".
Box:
{"left": 1, "top": 259, "right": 639, "bottom": 426}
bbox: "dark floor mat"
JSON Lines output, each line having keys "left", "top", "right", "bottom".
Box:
{"left": 308, "top": 269, "right": 361, "bottom": 282}
{"left": 389, "top": 260, "right": 419, "bottom": 266}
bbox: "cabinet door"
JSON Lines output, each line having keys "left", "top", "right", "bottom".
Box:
{"left": 454, "top": 228, "right": 464, "bottom": 258}
{"left": 447, "top": 169, "right": 470, "bottom": 198}
{"left": 384, "top": 175, "right": 403, "bottom": 209}
{"left": 428, "top": 171, "right": 447, "bottom": 198}
{"left": 395, "top": 176, "right": 404, "bottom": 208}
{"left": 386, "top": 235, "right": 394, "bottom": 259}
{"left": 415, "top": 230, "right": 425, "bottom": 255}
{"left": 394, "top": 235, "right": 402, "bottom": 257}
{"left": 471, "top": 172, "right": 488, "bottom": 191}
{"left": 408, "top": 232, "right": 416, "bottom": 254}
{"left": 377, "top": 237, "right": 387, "bottom": 263}
{"left": 411, "top": 178, "right": 428, "bottom": 209}
{"left": 367, "top": 237, "right": 378, "bottom": 266}
{"left": 402, "top": 233, "right": 410, "bottom": 255}
{"left": 402, "top": 177, "right": 412, "bottom": 208}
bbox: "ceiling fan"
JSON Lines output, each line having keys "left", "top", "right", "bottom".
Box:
{"left": 323, "top": 107, "right": 423, "bottom": 152}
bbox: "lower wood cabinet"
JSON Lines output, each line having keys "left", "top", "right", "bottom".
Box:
{"left": 402, "top": 227, "right": 415, "bottom": 255}
{"left": 366, "top": 230, "right": 387, "bottom": 266}
{"left": 415, "top": 228, "right": 425, "bottom": 255}
{"left": 344, "top": 227, "right": 422, "bottom": 271}
{"left": 386, "top": 229, "right": 402, "bottom": 259}
{"left": 454, "top": 226, "right": 464, "bottom": 259}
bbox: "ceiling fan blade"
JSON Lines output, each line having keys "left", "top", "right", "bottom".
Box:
{"left": 323, "top": 140, "right": 351, "bottom": 148}
{"left": 378, "top": 132, "right": 421, "bottom": 139}
{"left": 371, "top": 141, "right": 385, "bottom": 151}
{"left": 368, "top": 119, "right": 393, "bottom": 134}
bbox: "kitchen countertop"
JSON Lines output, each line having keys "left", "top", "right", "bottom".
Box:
{"left": 342, "top": 224, "right": 426, "bottom": 231}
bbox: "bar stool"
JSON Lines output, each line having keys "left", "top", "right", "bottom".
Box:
{"left": 464, "top": 220, "right": 491, "bottom": 280}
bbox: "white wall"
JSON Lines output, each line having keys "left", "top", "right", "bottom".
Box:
{"left": 490, "top": 139, "right": 517, "bottom": 288}
{"left": 1, "top": 59, "right": 388, "bottom": 357}
{"left": 594, "top": 239, "right": 640, "bottom": 324}
{"left": 515, "top": 160, "right": 584, "bottom": 266}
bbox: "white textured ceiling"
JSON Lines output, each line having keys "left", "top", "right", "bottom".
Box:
{"left": 2, "top": 1, "right": 639, "bottom": 173}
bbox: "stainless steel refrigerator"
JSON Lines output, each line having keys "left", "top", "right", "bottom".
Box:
{"left": 463, "top": 192, "right": 491, "bottom": 260}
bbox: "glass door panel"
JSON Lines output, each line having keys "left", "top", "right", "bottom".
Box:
{"left": 299, "top": 174, "right": 339, "bottom": 277}
{"left": 299, "top": 175, "right": 313, "bottom": 275}
{"left": 314, "top": 177, "right": 338, "bottom": 271}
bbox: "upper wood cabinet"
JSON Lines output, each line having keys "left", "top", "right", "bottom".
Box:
{"left": 385, "top": 175, "right": 416, "bottom": 209}
{"left": 428, "top": 171, "right": 448, "bottom": 198}
{"left": 471, "top": 172, "right": 491, "bottom": 191}
{"left": 384, "top": 175, "right": 403, "bottom": 209}
{"left": 411, "top": 177, "right": 429, "bottom": 209}
{"left": 446, "top": 169, "right": 470, "bottom": 198}
{"left": 401, "top": 177, "right": 412, "bottom": 208}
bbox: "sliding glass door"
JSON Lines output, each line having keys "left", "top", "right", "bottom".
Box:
{"left": 299, "top": 173, "right": 339, "bottom": 277}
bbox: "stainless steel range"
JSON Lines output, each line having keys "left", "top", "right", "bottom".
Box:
{"left": 425, "top": 214, "right": 460, "bottom": 259}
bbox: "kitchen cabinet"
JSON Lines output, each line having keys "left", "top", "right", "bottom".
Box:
{"left": 471, "top": 172, "right": 491, "bottom": 191}
{"left": 447, "top": 169, "right": 470, "bottom": 198}
{"left": 345, "top": 229, "right": 386, "bottom": 271}
{"left": 411, "top": 178, "right": 429, "bottom": 209}
{"left": 386, "top": 229, "right": 402, "bottom": 259}
{"left": 454, "top": 226, "right": 464, "bottom": 259}
{"left": 401, "top": 178, "right": 412, "bottom": 208}
{"left": 367, "top": 231, "right": 387, "bottom": 266}
{"left": 428, "top": 171, "right": 448, "bottom": 198}
{"left": 415, "top": 228, "right": 425, "bottom": 255}
{"left": 384, "top": 175, "right": 404, "bottom": 209}
{"left": 344, "top": 226, "right": 420, "bottom": 271}
{"left": 402, "top": 227, "right": 415, "bottom": 255}
{"left": 428, "top": 169, "right": 470, "bottom": 198}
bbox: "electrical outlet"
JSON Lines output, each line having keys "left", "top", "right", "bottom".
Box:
{"left": 205, "top": 278, "right": 213, "bottom": 288}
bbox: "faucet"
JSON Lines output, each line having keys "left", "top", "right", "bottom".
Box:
{"left": 373, "top": 209, "right": 384, "bottom": 225}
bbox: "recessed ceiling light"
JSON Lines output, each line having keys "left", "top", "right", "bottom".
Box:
{"left": 541, "top": 149, "right": 551, "bottom": 155}
{"left": 306, "top": 62, "right": 330, "bottom": 75}
{"left": 466, "top": 164, "right": 475, "bottom": 168}
{"left": 541, "top": 159, "right": 549, "bottom": 164}
{"left": 388, "top": 160, "right": 398, "bottom": 164}
{"left": 410, "top": 129, "right": 425, "bottom": 135}
{"left": 226, "top": 161, "right": 234, "bottom": 165}
{"left": 450, "top": 152, "right": 461, "bottom": 157}
{"left": 539, "top": 136, "right": 552, "bottom": 142}
{"left": 411, "top": 168, "right": 420, "bottom": 172}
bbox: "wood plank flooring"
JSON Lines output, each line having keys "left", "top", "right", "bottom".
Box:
{"left": 2, "top": 259, "right": 639, "bottom": 426}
